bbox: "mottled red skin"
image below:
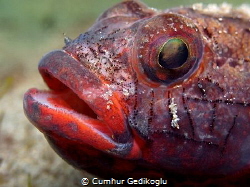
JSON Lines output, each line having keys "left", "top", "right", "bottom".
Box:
{"left": 23, "top": 0, "right": 250, "bottom": 185}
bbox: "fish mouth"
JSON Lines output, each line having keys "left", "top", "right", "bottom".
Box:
{"left": 23, "top": 50, "right": 130, "bottom": 151}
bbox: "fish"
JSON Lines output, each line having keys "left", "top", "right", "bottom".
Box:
{"left": 23, "top": 0, "right": 250, "bottom": 185}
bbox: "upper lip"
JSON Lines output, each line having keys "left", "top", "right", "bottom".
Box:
{"left": 37, "top": 49, "right": 102, "bottom": 120}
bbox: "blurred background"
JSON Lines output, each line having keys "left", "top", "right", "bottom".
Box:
{"left": 0, "top": 0, "right": 248, "bottom": 186}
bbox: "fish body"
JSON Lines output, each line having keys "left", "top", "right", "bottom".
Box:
{"left": 23, "top": 0, "right": 250, "bottom": 183}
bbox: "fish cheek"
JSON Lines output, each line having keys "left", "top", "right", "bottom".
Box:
{"left": 132, "top": 13, "right": 204, "bottom": 87}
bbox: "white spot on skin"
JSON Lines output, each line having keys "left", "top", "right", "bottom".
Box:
{"left": 122, "top": 88, "right": 130, "bottom": 96}
{"left": 106, "top": 100, "right": 113, "bottom": 110}
{"left": 169, "top": 98, "right": 180, "bottom": 129}
{"left": 101, "top": 88, "right": 113, "bottom": 100}
{"left": 218, "top": 17, "right": 223, "bottom": 21}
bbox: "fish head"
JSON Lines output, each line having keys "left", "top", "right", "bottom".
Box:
{"left": 23, "top": 0, "right": 250, "bottom": 179}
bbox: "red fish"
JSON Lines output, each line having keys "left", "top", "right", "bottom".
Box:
{"left": 23, "top": 0, "right": 250, "bottom": 185}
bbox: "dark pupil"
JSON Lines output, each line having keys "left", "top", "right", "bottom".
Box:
{"left": 158, "top": 38, "right": 189, "bottom": 69}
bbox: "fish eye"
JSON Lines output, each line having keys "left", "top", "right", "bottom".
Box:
{"left": 132, "top": 13, "right": 203, "bottom": 87}
{"left": 158, "top": 38, "right": 189, "bottom": 69}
